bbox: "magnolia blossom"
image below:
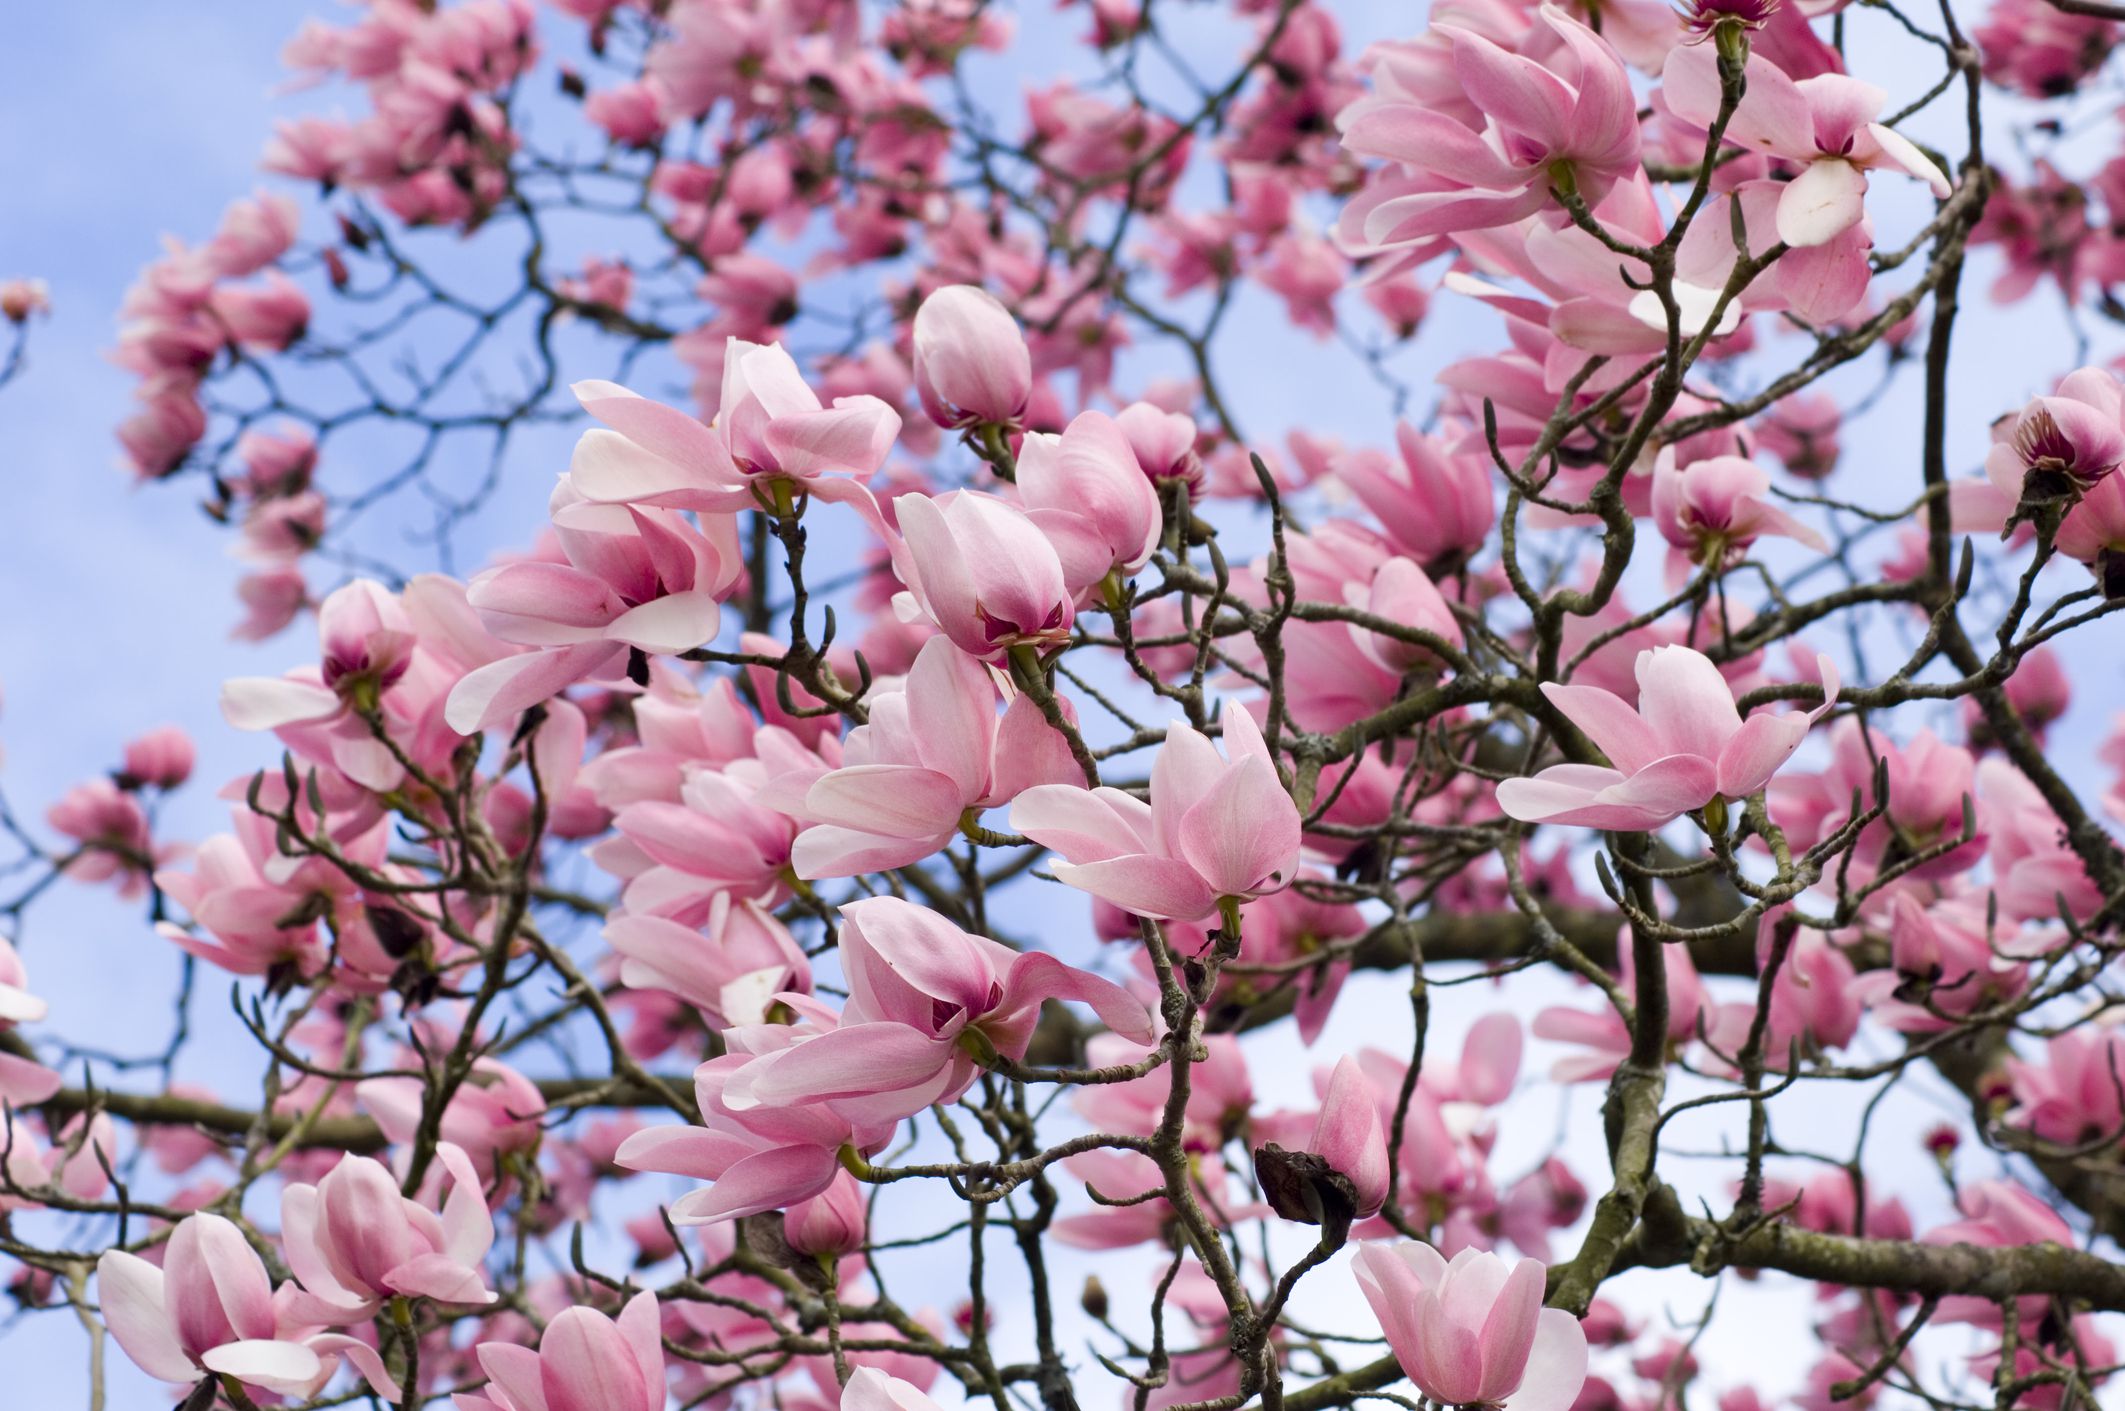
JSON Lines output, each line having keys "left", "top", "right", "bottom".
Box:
{"left": 1354, "top": 1241, "right": 1589, "bottom": 1411}
{"left": 97, "top": 1213, "right": 395, "bottom": 1401}
{"left": 886, "top": 490, "right": 1076, "bottom": 661}
{"left": 446, "top": 481, "right": 744, "bottom": 733}
{"left": 1984, "top": 366, "right": 2125, "bottom": 506}
{"left": 727, "top": 896, "right": 1154, "bottom": 1120}
{"left": 912, "top": 284, "right": 1033, "bottom": 430}
{"left": 1662, "top": 46, "right": 1952, "bottom": 248}
{"left": 280, "top": 1142, "right": 495, "bottom": 1322}
{"left": 1498, "top": 645, "right": 1839, "bottom": 830}
{"left": 568, "top": 340, "right": 900, "bottom": 514}
{"left": 1018, "top": 409, "right": 1164, "bottom": 596}
{"left": 791, "top": 635, "right": 1080, "bottom": 877}
{"left": 1652, "top": 451, "right": 1829, "bottom": 565}
{"left": 1338, "top": 8, "right": 1640, "bottom": 248}
{"left": 1014, "top": 703, "right": 1302, "bottom": 921}
{"left": 454, "top": 1290, "right": 663, "bottom": 1411}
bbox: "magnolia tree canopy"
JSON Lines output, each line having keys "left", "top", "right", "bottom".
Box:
{"left": 6, "top": 0, "right": 2125, "bottom": 1408}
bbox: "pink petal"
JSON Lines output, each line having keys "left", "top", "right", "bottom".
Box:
{"left": 95, "top": 1251, "right": 195, "bottom": 1384}
{"left": 1050, "top": 854, "right": 1221, "bottom": 922}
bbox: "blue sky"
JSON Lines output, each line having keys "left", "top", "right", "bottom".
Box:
{"left": 4, "top": 0, "right": 2124, "bottom": 1405}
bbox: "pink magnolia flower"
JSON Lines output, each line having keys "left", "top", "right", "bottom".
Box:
{"left": 790, "top": 634, "right": 1080, "bottom": 878}
{"left": 842, "top": 1367, "right": 947, "bottom": 1411}
{"left": 1652, "top": 451, "right": 1829, "bottom": 566}
{"left": 1662, "top": 46, "right": 1951, "bottom": 248}
{"left": 1338, "top": 7, "right": 1641, "bottom": 246}
{"left": 786, "top": 1169, "right": 869, "bottom": 1257}
{"left": 280, "top": 1142, "right": 495, "bottom": 1323}
{"left": 46, "top": 778, "right": 156, "bottom": 897}
{"left": 1983, "top": 366, "right": 2125, "bottom": 506}
{"left": 729, "top": 895, "right": 1154, "bottom": 1120}
{"left": 1354, "top": 1241, "right": 1589, "bottom": 1411}
{"left": 1755, "top": 391, "right": 1843, "bottom": 479}
{"left": 2006, "top": 1029, "right": 2125, "bottom": 1149}
{"left": 360, "top": 1058, "right": 546, "bottom": 1179}
{"left": 1335, "top": 422, "right": 1495, "bottom": 573}
{"left": 886, "top": 489, "right": 1075, "bottom": 661}
{"left": 567, "top": 340, "right": 900, "bottom": 514}
{"left": 1116, "top": 401, "right": 1205, "bottom": 493}
{"left": 119, "top": 725, "right": 196, "bottom": 790}
{"left": 912, "top": 284, "right": 1033, "bottom": 430}
{"left": 453, "top": 1290, "right": 662, "bottom": 1411}
{"left": 1018, "top": 410, "right": 1164, "bottom": 596}
{"left": 1271, "top": 1056, "right": 1390, "bottom": 1221}
{"left": 0, "top": 277, "right": 49, "bottom": 323}
{"left": 1349, "top": 556, "right": 1465, "bottom": 677}
{"left": 1013, "top": 702, "right": 1303, "bottom": 922}
{"left": 0, "top": 937, "right": 60, "bottom": 1106}
{"left": 445, "top": 481, "right": 744, "bottom": 733}
{"left": 1497, "top": 645, "right": 1839, "bottom": 830}
{"left": 98, "top": 1213, "right": 395, "bottom": 1401}
{"left": 604, "top": 894, "right": 812, "bottom": 1029}
{"left": 616, "top": 1026, "right": 899, "bottom": 1224}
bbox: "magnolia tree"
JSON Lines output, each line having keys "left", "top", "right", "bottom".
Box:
{"left": 9, "top": 0, "right": 2125, "bottom": 1406}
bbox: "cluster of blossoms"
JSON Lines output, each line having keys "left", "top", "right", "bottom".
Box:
{"left": 12, "top": 0, "right": 2125, "bottom": 1407}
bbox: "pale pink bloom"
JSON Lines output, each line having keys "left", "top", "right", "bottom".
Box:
{"left": 205, "top": 192, "right": 301, "bottom": 278}
{"left": 1981, "top": 755, "right": 2103, "bottom": 923}
{"left": 605, "top": 894, "right": 811, "bottom": 1029}
{"left": 569, "top": 343, "right": 898, "bottom": 514}
{"left": 0, "top": 277, "right": 50, "bottom": 323}
{"left": 1976, "top": 0, "right": 2118, "bottom": 97}
{"left": 98, "top": 1213, "right": 395, "bottom": 1401}
{"left": 605, "top": 747, "right": 807, "bottom": 915}
{"left": 1016, "top": 410, "right": 1164, "bottom": 596}
{"left": 1354, "top": 1241, "right": 1589, "bottom": 1411}
{"left": 219, "top": 580, "right": 421, "bottom": 791}
{"left": 586, "top": 79, "right": 668, "bottom": 145}
{"left": 1349, "top": 556, "right": 1465, "bottom": 677}
{"left": 453, "top": 1291, "right": 662, "bottom": 1411}
{"left": 1925, "top": 1179, "right": 2075, "bottom": 1330}
{"left": 1533, "top": 929, "right": 1710, "bottom": 1082}
{"left": 1770, "top": 720, "right": 1986, "bottom": 880}
{"left": 281, "top": 1142, "right": 495, "bottom": 1322}
{"left": 1754, "top": 391, "right": 1843, "bottom": 479}
{"left": 446, "top": 481, "right": 743, "bottom": 733}
{"left": 2058, "top": 467, "right": 2125, "bottom": 593}
{"left": 1338, "top": 7, "right": 1641, "bottom": 246}
{"left": 234, "top": 564, "right": 309, "bottom": 640}
{"left": 1652, "top": 451, "right": 1829, "bottom": 566}
{"left": 1662, "top": 46, "right": 1951, "bottom": 248}
{"left": 212, "top": 271, "right": 311, "bottom": 350}
{"left": 791, "top": 634, "right": 1079, "bottom": 877}
{"left": 841, "top": 1367, "right": 946, "bottom": 1411}
{"left": 117, "top": 388, "right": 207, "bottom": 479}
{"left": 1961, "top": 643, "right": 2069, "bottom": 746}
{"left": 912, "top": 284, "right": 1033, "bottom": 430}
{"left": 886, "top": 489, "right": 1075, "bottom": 661}
{"left": 1289, "top": 1056, "right": 1391, "bottom": 1219}
{"left": 360, "top": 1058, "right": 546, "bottom": 1179}
{"left": 786, "top": 1170, "right": 869, "bottom": 1257}
{"left": 1497, "top": 645, "right": 1839, "bottom": 830}
{"left": 1854, "top": 893, "right": 2028, "bottom": 1031}
{"left": 1115, "top": 401, "right": 1204, "bottom": 493}
{"left": 0, "top": 1110, "right": 114, "bottom": 1210}
{"left": 2006, "top": 1029, "right": 2125, "bottom": 1149}
{"left": 729, "top": 895, "right": 1153, "bottom": 1120}
{"left": 1013, "top": 703, "right": 1303, "bottom": 921}
{"left": 0, "top": 936, "right": 60, "bottom": 1106}
{"left": 46, "top": 779, "right": 156, "bottom": 897}
{"left": 1984, "top": 366, "right": 2125, "bottom": 505}
{"left": 1336, "top": 422, "right": 1495, "bottom": 572}
{"left": 616, "top": 1026, "right": 898, "bottom": 1224}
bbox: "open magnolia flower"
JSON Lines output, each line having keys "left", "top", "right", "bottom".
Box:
{"left": 1497, "top": 644, "right": 1839, "bottom": 830}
